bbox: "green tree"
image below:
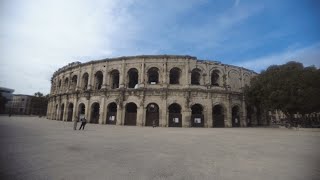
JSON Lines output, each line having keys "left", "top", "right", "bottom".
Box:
{"left": 245, "top": 61, "right": 320, "bottom": 124}
{"left": 30, "top": 92, "right": 48, "bottom": 116}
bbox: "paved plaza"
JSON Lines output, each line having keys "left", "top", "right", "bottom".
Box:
{"left": 0, "top": 116, "right": 319, "bottom": 180}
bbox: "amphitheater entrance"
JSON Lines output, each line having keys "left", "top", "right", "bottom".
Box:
{"left": 67, "top": 103, "right": 73, "bottom": 122}
{"left": 106, "top": 102, "right": 117, "bottom": 124}
{"left": 145, "top": 103, "right": 159, "bottom": 126}
{"left": 125, "top": 103, "right": 137, "bottom": 126}
{"left": 90, "top": 103, "right": 100, "bottom": 124}
{"left": 60, "top": 104, "right": 64, "bottom": 121}
{"left": 168, "top": 103, "right": 182, "bottom": 127}
{"left": 212, "top": 105, "right": 225, "bottom": 127}
{"left": 191, "top": 104, "right": 204, "bottom": 127}
{"left": 78, "top": 103, "right": 85, "bottom": 119}
{"left": 232, "top": 106, "right": 241, "bottom": 127}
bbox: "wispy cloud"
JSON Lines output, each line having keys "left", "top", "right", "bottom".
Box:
{"left": 234, "top": 42, "right": 320, "bottom": 72}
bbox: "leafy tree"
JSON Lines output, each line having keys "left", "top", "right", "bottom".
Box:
{"left": 245, "top": 61, "right": 320, "bottom": 123}
{"left": 30, "top": 92, "right": 48, "bottom": 116}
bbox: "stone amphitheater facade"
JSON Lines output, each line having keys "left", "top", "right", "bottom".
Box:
{"left": 47, "top": 55, "right": 258, "bottom": 128}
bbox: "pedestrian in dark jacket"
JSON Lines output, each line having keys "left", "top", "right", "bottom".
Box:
{"left": 79, "top": 118, "right": 87, "bottom": 130}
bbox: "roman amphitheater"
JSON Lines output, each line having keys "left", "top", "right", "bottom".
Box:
{"left": 47, "top": 55, "right": 259, "bottom": 128}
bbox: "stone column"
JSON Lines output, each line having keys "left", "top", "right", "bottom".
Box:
{"left": 76, "top": 68, "right": 81, "bottom": 91}
{"left": 225, "top": 94, "right": 232, "bottom": 127}
{"left": 116, "top": 105, "right": 123, "bottom": 125}
{"left": 162, "top": 60, "right": 167, "bottom": 85}
{"left": 87, "top": 64, "right": 93, "bottom": 90}
{"left": 185, "top": 59, "right": 190, "bottom": 87}
{"left": 99, "top": 97, "right": 106, "bottom": 124}
{"left": 182, "top": 109, "right": 191, "bottom": 127}
{"left": 72, "top": 98, "right": 78, "bottom": 122}
{"left": 140, "top": 59, "right": 145, "bottom": 88}
{"left": 160, "top": 99, "right": 167, "bottom": 127}
{"left": 63, "top": 99, "right": 68, "bottom": 121}
{"left": 137, "top": 106, "right": 144, "bottom": 126}
{"left": 206, "top": 97, "right": 213, "bottom": 128}
{"left": 102, "top": 62, "right": 108, "bottom": 89}
{"left": 85, "top": 99, "right": 90, "bottom": 120}
{"left": 119, "top": 60, "right": 125, "bottom": 88}
{"left": 241, "top": 95, "right": 247, "bottom": 127}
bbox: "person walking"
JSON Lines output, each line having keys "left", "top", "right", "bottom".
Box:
{"left": 79, "top": 117, "right": 87, "bottom": 130}
{"left": 73, "top": 116, "right": 79, "bottom": 130}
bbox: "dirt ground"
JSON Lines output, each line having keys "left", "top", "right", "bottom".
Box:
{"left": 0, "top": 116, "right": 319, "bottom": 180}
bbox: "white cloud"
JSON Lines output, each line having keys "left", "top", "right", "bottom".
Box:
{"left": 234, "top": 42, "right": 320, "bottom": 72}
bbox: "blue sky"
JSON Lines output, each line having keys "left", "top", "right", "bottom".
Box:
{"left": 0, "top": 0, "right": 319, "bottom": 95}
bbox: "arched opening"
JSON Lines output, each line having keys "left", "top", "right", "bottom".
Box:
{"left": 67, "top": 103, "right": 73, "bottom": 122}
{"left": 106, "top": 102, "right": 117, "bottom": 124}
{"left": 78, "top": 103, "right": 85, "bottom": 118}
{"left": 145, "top": 103, "right": 159, "bottom": 126}
{"left": 110, "top": 70, "right": 120, "bottom": 89}
{"left": 128, "top": 68, "right": 139, "bottom": 88}
{"left": 64, "top": 78, "right": 69, "bottom": 90}
{"left": 148, "top": 67, "right": 159, "bottom": 84}
{"left": 125, "top": 103, "right": 137, "bottom": 125}
{"left": 169, "top": 68, "right": 181, "bottom": 84}
{"left": 60, "top": 104, "right": 64, "bottom": 121}
{"left": 71, "top": 75, "right": 77, "bottom": 90}
{"left": 168, "top": 103, "right": 182, "bottom": 127}
{"left": 58, "top": 80, "right": 62, "bottom": 89}
{"left": 94, "top": 71, "right": 103, "bottom": 90}
{"left": 82, "top": 73, "right": 89, "bottom": 90}
{"left": 213, "top": 105, "right": 225, "bottom": 127}
{"left": 232, "top": 106, "right": 241, "bottom": 127}
{"left": 90, "top": 103, "right": 100, "bottom": 124}
{"left": 191, "top": 104, "right": 204, "bottom": 127}
{"left": 211, "top": 70, "right": 220, "bottom": 86}
{"left": 191, "top": 68, "right": 201, "bottom": 85}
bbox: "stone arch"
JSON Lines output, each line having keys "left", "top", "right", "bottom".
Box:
{"left": 232, "top": 105, "right": 241, "bottom": 127}
{"left": 191, "top": 104, "right": 204, "bottom": 127}
{"left": 191, "top": 68, "right": 201, "bottom": 85}
{"left": 147, "top": 67, "right": 159, "bottom": 84}
{"left": 94, "top": 71, "right": 103, "bottom": 90}
{"left": 110, "top": 69, "right": 120, "bottom": 89}
{"left": 78, "top": 103, "right": 86, "bottom": 118}
{"left": 67, "top": 103, "right": 73, "bottom": 122}
{"left": 169, "top": 67, "right": 181, "bottom": 84}
{"left": 211, "top": 69, "right": 221, "bottom": 86}
{"left": 64, "top": 77, "right": 69, "bottom": 90}
{"left": 168, "top": 103, "right": 182, "bottom": 127}
{"left": 125, "top": 102, "right": 137, "bottom": 125}
{"left": 71, "top": 75, "right": 78, "bottom": 90}
{"left": 58, "top": 79, "right": 62, "bottom": 89}
{"left": 212, "top": 104, "right": 225, "bottom": 127}
{"left": 90, "top": 102, "right": 100, "bottom": 124}
{"left": 106, "top": 102, "right": 117, "bottom": 124}
{"left": 82, "top": 72, "right": 89, "bottom": 90}
{"left": 127, "top": 68, "right": 139, "bottom": 88}
{"left": 145, "top": 103, "right": 159, "bottom": 127}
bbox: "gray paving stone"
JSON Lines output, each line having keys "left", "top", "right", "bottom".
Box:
{"left": 0, "top": 116, "right": 319, "bottom": 180}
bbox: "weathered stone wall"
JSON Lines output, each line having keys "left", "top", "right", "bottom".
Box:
{"left": 47, "top": 55, "right": 257, "bottom": 127}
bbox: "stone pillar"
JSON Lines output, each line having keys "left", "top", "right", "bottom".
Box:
{"left": 162, "top": 60, "right": 167, "bottom": 85}
{"left": 72, "top": 98, "right": 78, "bottom": 122}
{"left": 116, "top": 105, "right": 123, "bottom": 125}
{"left": 87, "top": 64, "right": 93, "bottom": 90}
{"left": 76, "top": 68, "right": 81, "bottom": 91}
{"left": 137, "top": 106, "right": 144, "bottom": 126}
{"left": 225, "top": 94, "right": 232, "bottom": 127}
{"left": 185, "top": 59, "right": 190, "bottom": 87}
{"left": 160, "top": 99, "right": 167, "bottom": 127}
{"left": 99, "top": 97, "right": 106, "bottom": 124}
{"left": 85, "top": 100, "right": 90, "bottom": 120}
{"left": 182, "top": 109, "right": 191, "bottom": 127}
{"left": 241, "top": 95, "right": 247, "bottom": 127}
{"left": 63, "top": 99, "right": 68, "bottom": 121}
{"left": 140, "top": 59, "right": 145, "bottom": 88}
{"left": 102, "top": 62, "right": 108, "bottom": 89}
{"left": 119, "top": 60, "right": 125, "bottom": 88}
{"left": 206, "top": 98, "right": 213, "bottom": 128}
